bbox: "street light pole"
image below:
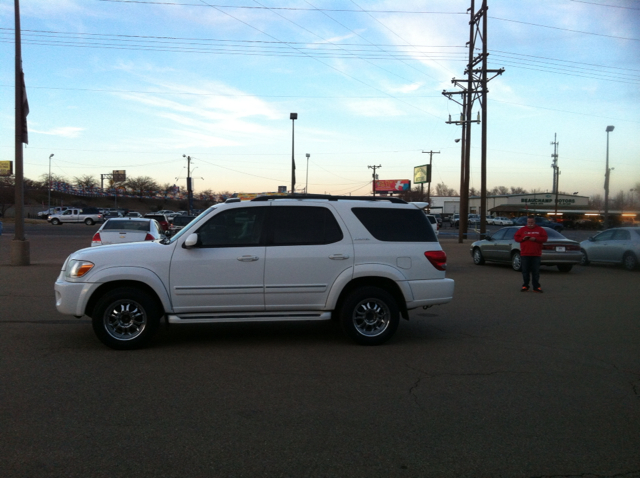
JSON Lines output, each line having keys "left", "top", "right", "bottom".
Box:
{"left": 305, "top": 153, "right": 310, "bottom": 194}
{"left": 604, "top": 125, "right": 614, "bottom": 229}
{"left": 290, "top": 113, "right": 297, "bottom": 193}
{"left": 48, "top": 153, "right": 53, "bottom": 213}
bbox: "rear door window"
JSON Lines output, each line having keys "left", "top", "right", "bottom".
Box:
{"left": 352, "top": 208, "right": 437, "bottom": 242}
{"left": 266, "top": 206, "right": 343, "bottom": 246}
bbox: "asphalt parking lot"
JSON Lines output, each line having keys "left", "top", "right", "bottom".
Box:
{"left": 1, "top": 222, "right": 639, "bottom": 478}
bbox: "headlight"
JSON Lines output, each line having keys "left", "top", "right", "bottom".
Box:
{"left": 65, "top": 260, "right": 95, "bottom": 278}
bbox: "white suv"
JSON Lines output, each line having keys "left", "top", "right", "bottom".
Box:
{"left": 55, "top": 195, "right": 455, "bottom": 349}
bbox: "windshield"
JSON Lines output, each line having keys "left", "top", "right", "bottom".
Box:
{"left": 168, "top": 206, "right": 217, "bottom": 244}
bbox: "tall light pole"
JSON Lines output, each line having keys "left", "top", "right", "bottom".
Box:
{"left": 183, "top": 154, "right": 192, "bottom": 214}
{"left": 48, "top": 153, "right": 54, "bottom": 213}
{"left": 290, "top": 113, "right": 297, "bottom": 193}
{"left": 305, "top": 153, "right": 310, "bottom": 194}
{"left": 604, "top": 125, "right": 614, "bottom": 229}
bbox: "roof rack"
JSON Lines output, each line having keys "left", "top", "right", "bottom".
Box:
{"left": 250, "top": 194, "right": 407, "bottom": 204}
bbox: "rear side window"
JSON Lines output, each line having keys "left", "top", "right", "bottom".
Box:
{"left": 352, "top": 208, "right": 437, "bottom": 242}
{"left": 103, "top": 220, "right": 150, "bottom": 231}
{"left": 267, "top": 206, "right": 343, "bottom": 246}
{"left": 614, "top": 230, "right": 630, "bottom": 240}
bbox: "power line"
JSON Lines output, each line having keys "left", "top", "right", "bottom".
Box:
{"left": 489, "top": 16, "right": 640, "bottom": 42}
{"left": 96, "top": 0, "right": 466, "bottom": 15}
{"left": 189, "top": 0, "right": 443, "bottom": 119}
{"left": 569, "top": 0, "right": 640, "bottom": 10}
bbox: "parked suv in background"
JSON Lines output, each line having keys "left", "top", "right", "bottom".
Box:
{"left": 55, "top": 195, "right": 455, "bottom": 350}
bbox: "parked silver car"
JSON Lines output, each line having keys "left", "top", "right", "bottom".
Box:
{"left": 470, "top": 226, "right": 581, "bottom": 272}
{"left": 580, "top": 227, "right": 640, "bottom": 271}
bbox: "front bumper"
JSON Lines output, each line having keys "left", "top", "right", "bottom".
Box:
{"left": 54, "top": 274, "right": 97, "bottom": 317}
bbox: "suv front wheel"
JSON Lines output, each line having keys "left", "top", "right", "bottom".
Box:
{"left": 92, "top": 287, "right": 162, "bottom": 350}
{"left": 340, "top": 287, "right": 399, "bottom": 345}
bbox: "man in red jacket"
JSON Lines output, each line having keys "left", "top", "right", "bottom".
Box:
{"left": 514, "top": 216, "right": 548, "bottom": 292}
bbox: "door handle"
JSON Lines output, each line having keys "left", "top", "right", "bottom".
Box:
{"left": 329, "top": 254, "right": 349, "bottom": 260}
{"left": 237, "top": 255, "right": 259, "bottom": 262}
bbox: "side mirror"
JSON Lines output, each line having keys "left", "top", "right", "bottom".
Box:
{"left": 588, "top": 236, "right": 595, "bottom": 242}
{"left": 183, "top": 233, "right": 198, "bottom": 248}
{"left": 485, "top": 235, "right": 492, "bottom": 241}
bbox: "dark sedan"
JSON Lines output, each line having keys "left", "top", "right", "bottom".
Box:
{"left": 470, "top": 226, "right": 581, "bottom": 272}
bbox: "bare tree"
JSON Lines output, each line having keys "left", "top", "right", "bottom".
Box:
{"left": 398, "top": 186, "right": 426, "bottom": 203}
{"left": 510, "top": 186, "right": 528, "bottom": 194}
{"left": 74, "top": 175, "right": 99, "bottom": 190}
{"left": 469, "top": 187, "right": 480, "bottom": 197}
{"left": 159, "top": 183, "right": 174, "bottom": 198}
{"left": 125, "top": 176, "right": 159, "bottom": 197}
{"left": 434, "top": 182, "right": 458, "bottom": 196}
{"left": 589, "top": 194, "right": 603, "bottom": 209}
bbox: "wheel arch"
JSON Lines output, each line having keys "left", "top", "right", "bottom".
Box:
{"left": 622, "top": 250, "right": 638, "bottom": 270}
{"left": 85, "top": 280, "right": 166, "bottom": 319}
{"left": 334, "top": 277, "right": 409, "bottom": 321}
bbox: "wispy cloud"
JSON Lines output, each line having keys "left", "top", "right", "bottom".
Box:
{"left": 31, "top": 127, "right": 85, "bottom": 138}
{"left": 344, "top": 98, "right": 405, "bottom": 117}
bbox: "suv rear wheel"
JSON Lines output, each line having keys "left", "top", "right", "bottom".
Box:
{"left": 92, "top": 287, "right": 161, "bottom": 350}
{"left": 340, "top": 287, "right": 399, "bottom": 345}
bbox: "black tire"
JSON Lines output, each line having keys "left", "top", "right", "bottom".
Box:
{"left": 92, "top": 287, "right": 162, "bottom": 350}
{"left": 472, "top": 248, "right": 485, "bottom": 265}
{"left": 557, "top": 264, "right": 573, "bottom": 273}
{"left": 580, "top": 249, "right": 590, "bottom": 266}
{"left": 511, "top": 251, "right": 522, "bottom": 272}
{"left": 85, "top": 218, "right": 94, "bottom": 225}
{"left": 51, "top": 218, "right": 61, "bottom": 225}
{"left": 622, "top": 252, "right": 638, "bottom": 271}
{"left": 339, "top": 287, "right": 399, "bottom": 345}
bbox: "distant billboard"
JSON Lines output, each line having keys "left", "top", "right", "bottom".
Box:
{"left": 374, "top": 179, "right": 411, "bottom": 192}
{"left": 413, "top": 164, "right": 431, "bottom": 184}
{"left": 112, "top": 170, "right": 126, "bottom": 182}
{"left": 0, "top": 161, "right": 13, "bottom": 177}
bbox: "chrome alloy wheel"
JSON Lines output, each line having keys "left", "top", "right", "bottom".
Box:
{"left": 104, "top": 299, "right": 147, "bottom": 341}
{"left": 351, "top": 298, "right": 391, "bottom": 337}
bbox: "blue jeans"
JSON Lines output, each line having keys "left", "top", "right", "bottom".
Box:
{"left": 521, "top": 256, "right": 541, "bottom": 288}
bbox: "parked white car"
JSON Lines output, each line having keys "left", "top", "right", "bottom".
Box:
{"left": 425, "top": 214, "right": 439, "bottom": 236}
{"left": 55, "top": 196, "right": 455, "bottom": 349}
{"left": 91, "top": 218, "right": 164, "bottom": 247}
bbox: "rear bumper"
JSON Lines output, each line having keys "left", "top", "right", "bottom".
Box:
{"left": 406, "top": 278, "right": 455, "bottom": 309}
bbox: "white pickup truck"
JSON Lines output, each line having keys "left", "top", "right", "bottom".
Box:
{"left": 48, "top": 208, "right": 104, "bottom": 225}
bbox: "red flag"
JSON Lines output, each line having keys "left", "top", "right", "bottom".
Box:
{"left": 21, "top": 68, "right": 29, "bottom": 144}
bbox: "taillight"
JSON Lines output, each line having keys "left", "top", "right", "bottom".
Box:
{"left": 424, "top": 250, "right": 447, "bottom": 271}
{"left": 144, "top": 233, "right": 154, "bottom": 241}
{"left": 91, "top": 232, "right": 101, "bottom": 245}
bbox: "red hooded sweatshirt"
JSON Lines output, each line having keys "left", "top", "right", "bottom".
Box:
{"left": 514, "top": 225, "right": 548, "bottom": 256}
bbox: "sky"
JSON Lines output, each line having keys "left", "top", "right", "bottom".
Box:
{"left": 1, "top": 0, "right": 639, "bottom": 199}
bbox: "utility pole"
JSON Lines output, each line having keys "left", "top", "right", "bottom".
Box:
{"left": 12, "top": 0, "right": 30, "bottom": 265}
{"left": 421, "top": 150, "right": 439, "bottom": 210}
{"left": 604, "top": 125, "right": 614, "bottom": 229}
{"left": 551, "top": 134, "right": 560, "bottom": 218}
{"left": 442, "top": 0, "right": 504, "bottom": 242}
{"left": 368, "top": 165, "right": 381, "bottom": 196}
{"left": 183, "top": 154, "right": 192, "bottom": 214}
{"left": 551, "top": 133, "right": 559, "bottom": 194}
